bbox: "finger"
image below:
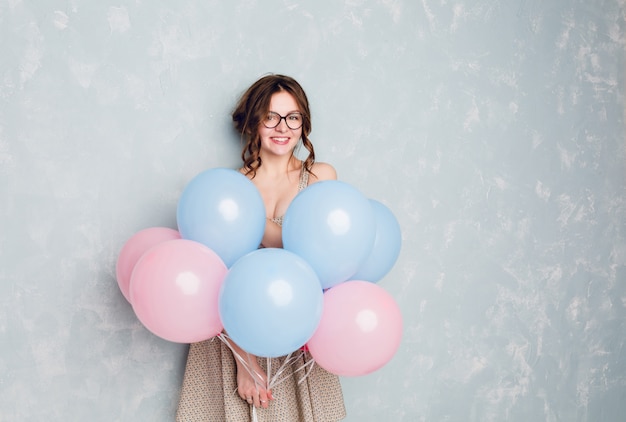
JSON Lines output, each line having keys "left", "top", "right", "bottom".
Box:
{"left": 252, "top": 392, "right": 262, "bottom": 408}
{"left": 238, "top": 388, "right": 252, "bottom": 403}
{"left": 245, "top": 388, "right": 259, "bottom": 406}
{"left": 258, "top": 390, "right": 269, "bottom": 409}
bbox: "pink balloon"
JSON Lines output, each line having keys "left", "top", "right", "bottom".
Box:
{"left": 116, "top": 227, "right": 181, "bottom": 303}
{"left": 307, "top": 281, "right": 402, "bottom": 376}
{"left": 129, "top": 239, "right": 227, "bottom": 343}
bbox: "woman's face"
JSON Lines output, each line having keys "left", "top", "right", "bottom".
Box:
{"left": 258, "top": 91, "right": 303, "bottom": 157}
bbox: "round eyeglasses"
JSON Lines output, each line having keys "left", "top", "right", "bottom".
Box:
{"left": 262, "top": 111, "right": 304, "bottom": 130}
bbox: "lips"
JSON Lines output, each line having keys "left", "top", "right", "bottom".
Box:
{"left": 271, "top": 137, "right": 290, "bottom": 145}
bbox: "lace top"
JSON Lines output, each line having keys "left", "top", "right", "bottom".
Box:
{"left": 268, "top": 165, "right": 309, "bottom": 227}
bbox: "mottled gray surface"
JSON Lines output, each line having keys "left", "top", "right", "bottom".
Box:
{"left": 1, "top": 0, "right": 625, "bottom": 421}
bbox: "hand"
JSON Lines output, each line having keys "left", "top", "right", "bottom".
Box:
{"left": 236, "top": 356, "right": 273, "bottom": 409}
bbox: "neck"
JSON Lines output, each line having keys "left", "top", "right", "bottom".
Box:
{"left": 258, "top": 153, "right": 300, "bottom": 176}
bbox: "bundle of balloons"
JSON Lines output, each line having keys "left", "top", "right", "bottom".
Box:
{"left": 116, "top": 168, "right": 403, "bottom": 377}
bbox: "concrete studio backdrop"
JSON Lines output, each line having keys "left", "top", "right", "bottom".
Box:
{"left": 1, "top": 1, "right": 625, "bottom": 421}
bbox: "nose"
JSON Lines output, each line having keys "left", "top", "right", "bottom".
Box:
{"left": 275, "top": 117, "right": 289, "bottom": 131}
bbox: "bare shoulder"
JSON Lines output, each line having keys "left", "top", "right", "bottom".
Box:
{"left": 309, "top": 162, "right": 337, "bottom": 184}
{"left": 238, "top": 166, "right": 254, "bottom": 180}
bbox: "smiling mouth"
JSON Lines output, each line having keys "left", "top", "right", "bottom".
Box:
{"left": 272, "top": 137, "right": 290, "bottom": 145}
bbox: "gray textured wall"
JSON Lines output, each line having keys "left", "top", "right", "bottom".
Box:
{"left": 1, "top": 1, "right": 625, "bottom": 421}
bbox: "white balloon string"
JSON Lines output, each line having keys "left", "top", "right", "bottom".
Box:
{"left": 297, "top": 357, "right": 316, "bottom": 386}
{"left": 218, "top": 333, "right": 266, "bottom": 387}
{"left": 218, "top": 334, "right": 316, "bottom": 413}
{"left": 266, "top": 351, "right": 295, "bottom": 389}
{"left": 268, "top": 349, "right": 316, "bottom": 389}
{"left": 266, "top": 357, "right": 272, "bottom": 390}
{"left": 249, "top": 352, "right": 264, "bottom": 394}
{"left": 218, "top": 334, "right": 264, "bottom": 422}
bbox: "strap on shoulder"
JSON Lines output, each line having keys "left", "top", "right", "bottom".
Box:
{"left": 298, "top": 164, "right": 309, "bottom": 191}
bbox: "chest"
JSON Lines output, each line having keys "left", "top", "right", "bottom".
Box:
{"left": 253, "top": 173, "right": 302, "bottom": 219}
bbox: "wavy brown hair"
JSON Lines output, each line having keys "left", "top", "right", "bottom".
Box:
{"left": 232, "top": 74, "right": 316, "bottom": 178}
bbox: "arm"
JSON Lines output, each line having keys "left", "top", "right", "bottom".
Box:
{"left": 309, "top": 162, "right": 337, "bottom": 184}
{"left": 227, "top": 336, "right": 274, "bottom": 408}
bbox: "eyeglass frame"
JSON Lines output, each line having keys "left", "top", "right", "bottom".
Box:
{"left": 262, "top": 111, "right": 305, "bottom": 130}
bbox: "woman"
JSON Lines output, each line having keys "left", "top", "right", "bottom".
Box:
{"left": 176, "top": 74, "right": 346, "bottom": 421}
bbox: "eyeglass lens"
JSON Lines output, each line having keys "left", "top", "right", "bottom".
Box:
{"left": 263, "top": 112, "right": 303, "bottom": 130}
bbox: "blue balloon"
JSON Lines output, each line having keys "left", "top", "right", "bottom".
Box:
{"left": 352, "top": 199, "right": 402, "bottom": 282}
{"left": 176, "top": 168, "right": 265, "bottom": 267}
{"left": 282, "top": 180, "right": 376, "bottom": 289}
{"left": 218, "top": 248, "right": 324, "bottom": 358}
